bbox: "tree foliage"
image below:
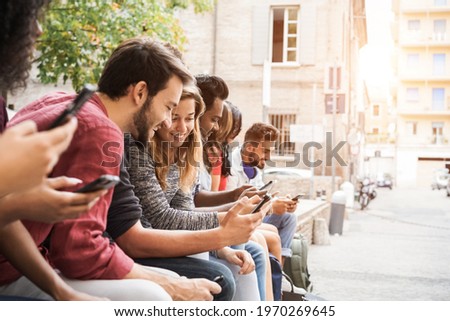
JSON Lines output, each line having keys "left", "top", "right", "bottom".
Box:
{"left": 37, "top": 0, "right": 214, "bottom": 91}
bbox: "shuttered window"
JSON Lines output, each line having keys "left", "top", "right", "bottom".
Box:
{"left": 252, "top": 3, "right": 316, "bottom": 66}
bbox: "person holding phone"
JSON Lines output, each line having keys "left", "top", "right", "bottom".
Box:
{"left": 205, "top": 101, "right": 243, "bottom": 192}
{"left": 226, "top": 123, "right": 299, "bottom": 267}
{"left": 0, "top": 0, "right": 108, "bottom": 301}
{"left": 120, "top": 86, "right": 265, "bottom": 300}
{"left": 0, "top": 37, "right": 221, "bottom": 301}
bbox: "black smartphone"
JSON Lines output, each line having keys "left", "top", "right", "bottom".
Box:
{"left": 259, "top": 180, "right": 273, "bottom": 191}
{"left": 48, "top": 84, "right": 97, "bottom": 129}
{"left": 75, "top": 175, "right": 120, "bottom": 193}
{"left": 251, "top": 194, "right": 272, "bottom": 213}
{"left": 213, "top": 275, "right": 224, "bottom": 284}
{"left": 291, "top": 193, "right": 306, "bottom": 202}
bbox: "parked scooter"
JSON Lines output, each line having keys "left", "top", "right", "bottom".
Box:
{"left": 357, "top": 178, "right": 375, "bottom": 210}
{"left": 431, "top": 169, "right": 449, "bottom": 191}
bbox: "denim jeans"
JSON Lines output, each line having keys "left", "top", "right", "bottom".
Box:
{"left": 134, "top": 256, "right": 235, "bottom": 301}
{"left": 263, "top": 213, "right": 297, "bottom": 257}
{"left": 209, "top": 255, "right": 260, "bottom": 301}
{"left": 243, "top": 241, "right": 267, "bottom": 301}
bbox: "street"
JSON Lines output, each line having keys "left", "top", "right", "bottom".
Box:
{"left": 308, "top": 186, "right": 450, "bottom": 300}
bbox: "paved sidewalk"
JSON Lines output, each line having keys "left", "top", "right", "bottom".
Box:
{"left": 307, "top": 187, "right": 450, "bottom": 301}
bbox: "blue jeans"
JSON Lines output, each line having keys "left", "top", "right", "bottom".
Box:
{"left": 263, "top": 213, "right": 297, "bottom": 257}
{"left": 243, "top": 241, "right": 267, "bottom": 301}
{"left": 134, "top": 256, "right": 235, "bottom": 301}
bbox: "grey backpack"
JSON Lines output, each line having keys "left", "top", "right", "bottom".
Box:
{"left": 283, "top": 233, "right": 313, "bottom": 291}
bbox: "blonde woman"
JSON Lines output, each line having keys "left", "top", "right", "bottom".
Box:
{"left": 127, "top": 86, "right": 265, "bottom": 300}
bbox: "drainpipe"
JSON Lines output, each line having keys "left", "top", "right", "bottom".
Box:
{"left": 212, "top": 3, "right": 218, "bottom": 75}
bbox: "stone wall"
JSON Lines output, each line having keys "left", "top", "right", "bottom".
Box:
{"left": 294, "top": 200, "right": 331, "bottom": 245}
{"left": 263, "top": 174, "right": 342, "bottom": 202}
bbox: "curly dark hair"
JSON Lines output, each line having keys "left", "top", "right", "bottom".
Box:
{"left": 0, "top": 0, "right": 49, "bottom": 93}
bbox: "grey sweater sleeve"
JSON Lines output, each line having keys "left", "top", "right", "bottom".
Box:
{"left": 127, "top": 143, "right": 219, "bottom": 231}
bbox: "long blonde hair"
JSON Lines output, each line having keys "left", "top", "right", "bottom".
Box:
{"left": 151, "top": 85, "right": 205, "bottom": 192}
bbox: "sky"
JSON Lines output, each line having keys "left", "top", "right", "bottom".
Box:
{"left": 360, "top": 0, "right": 394, "bottom": 100}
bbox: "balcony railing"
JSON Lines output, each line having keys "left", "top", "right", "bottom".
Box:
{"left": 401, "top": 0, "right": 450, "bottom": 13}
{"left": 365, "top": 133, "right": 396, "bottom": 144}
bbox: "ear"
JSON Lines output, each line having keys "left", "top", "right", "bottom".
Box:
{"left": 131, "top": 81, "right": 148, "bottom": 106}
{"left": 243, "top": 142, "right": 255, "bottom": 153}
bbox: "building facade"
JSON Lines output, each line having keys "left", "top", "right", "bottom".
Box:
{"left": 179, "top": 0, "right": 367, "bottom": 183}
{"left": 392, "top": 0, "right": 450, "bottom": 187}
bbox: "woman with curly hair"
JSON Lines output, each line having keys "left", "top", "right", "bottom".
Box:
{"left": 0, "top": 0, "right": 105, "bottom": 300}
{"left": 0, "top": 0, "right": 48, "bottom": 93}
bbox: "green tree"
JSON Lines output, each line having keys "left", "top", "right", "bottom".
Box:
{"left": 37, "top": 0, "right": 214, "bottom": 91}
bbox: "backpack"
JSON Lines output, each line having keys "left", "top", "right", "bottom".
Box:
{"left": 269, "top": 254, "right": 283, "bottom": 301}
{"left": 283, "top": 233, "right": 313, "bottom": 292}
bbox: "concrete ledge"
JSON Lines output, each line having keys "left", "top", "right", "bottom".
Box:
{"left": 294, "top": 200, "right": 331, "bottom": 245}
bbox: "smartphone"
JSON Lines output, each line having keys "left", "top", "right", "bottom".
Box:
{"left": 75, "top": 175, "right": 120, "bottom": 193}
{"left": 213, "top": 275, "right": 224, "bottom": 284}
{"left": 291, "top": 193, "right": 306, "bottom": 202}
{"left": 251, "top": 194, "right": 272, "bottom": 213}
{"left": 259, "top": 180, "right": 273, "bottom": 191}
{"left": 48, "top": 84, "right": 97, "bottom": 129}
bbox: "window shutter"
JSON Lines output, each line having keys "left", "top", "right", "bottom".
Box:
{"left": 299, "top": 3, "right": 317, "bottom": 65}
{"left": 252, "top": 5, "right": 270, "bottom": 65}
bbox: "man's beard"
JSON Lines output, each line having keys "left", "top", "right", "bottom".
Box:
{"left": 133, "top": 97, "right": 152, "bottom": 145}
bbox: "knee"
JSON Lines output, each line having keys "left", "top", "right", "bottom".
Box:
{"left": 122, "top": 280, "right": 172, "bottom": 301}
{"left": 215, "top": 266, "right": 236, "bottom": 301}
{"left": 285, "top": 213, "right": 298, "bottom": 230}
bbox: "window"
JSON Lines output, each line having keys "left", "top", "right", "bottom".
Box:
{"left": 434, "top": 0, "right": 447, "bottom": 6}
{"left": 432, "top": 88, "right": 445, "bottom": 110}
{"left": 271, "top": 7, "right": 299, "bottom": 63}
{"left": 406, "top": 121, "right": 417, "bottom": 135}
{"left": 406, "top": 88, "right": 419, "bottom": 102}
{"left": 269, "top": 114, "right": 296, "bottom": 155}
{"left": 434, "top": 20, "right": 446, "bottom": 33}
{"left": 408, "top": 20, "right": 420, "bottom": 31}
{"left": 433, "top": 54, "right": 445, "bottom": 75}
{"left": 432, "top": 122, "right": 444, "bottom": 144}
{"left": 407, "top": 54, "right": 419, "bottom": 67}
{"left": 434, "top": 20, "right": 446, "bottom": 41}
{"left": 372, "top": 104, "right": 380, "bottom": 117}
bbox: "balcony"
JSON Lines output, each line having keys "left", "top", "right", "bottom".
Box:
{"left": 400, "top": 33, "right": 450, "bottom": 47}
{"left": 401, "top": 0, "right": 450, "bottom": 13}
{"left": 365, "top": 133, "right": 396, "bottom": 144}
{"left": 397, "top": 104, "right": 450, "bottom": 115}
{"left": 399, "top": 67, "right": 450, "bottom": 82}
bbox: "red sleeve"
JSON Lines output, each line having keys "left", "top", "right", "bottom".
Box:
{"left": 209, "top": 149, "right": 223, "bottom": 175}
{"left": 49, "top": 125, "right": 133, "bottom": 280}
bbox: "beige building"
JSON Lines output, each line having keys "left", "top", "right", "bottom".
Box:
{"left": 179, "top": 0, "right": 367, "bottom": 183}
{"left": 392, "top": 0, "right": 450, "bottom": 187}
{"left": 363, "top": 95, "right": 397, "bottom": 182}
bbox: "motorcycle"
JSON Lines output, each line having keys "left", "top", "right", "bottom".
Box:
{"left": 357, "top": 178, "right": 376, "bottom": 210}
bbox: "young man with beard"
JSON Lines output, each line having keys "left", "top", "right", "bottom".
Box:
{"left": 0, "top": 37, "right": 220, "bottom": 301}
{"left": 226, "top": 123, "right": 298, "bottom": 266}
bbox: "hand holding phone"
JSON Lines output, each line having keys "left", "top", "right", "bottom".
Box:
{"left": 49, "top": 84, "right": 97, "bottom": 129}
{"left": 251, "top": 194, "right": 272, "bottom": 214}
{"left": 75, "top": 175, "right": 120, "bottom": 193}
{"left": 291, "top": 193, "right": 305, "bottom": 202}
